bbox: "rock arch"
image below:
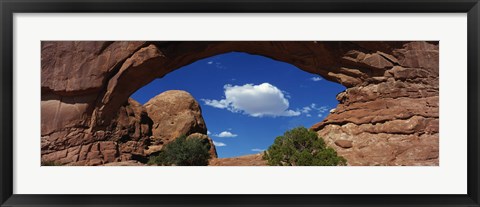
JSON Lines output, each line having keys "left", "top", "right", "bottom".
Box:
{"left": 41, "top": 41, "right": 439, "bottom": 165}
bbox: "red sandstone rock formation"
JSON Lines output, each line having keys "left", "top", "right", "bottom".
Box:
{"left": 312, "top": 42, "right": 439, "bottom": 166}
{"left": 41, "top": 41, "right": 439, "bottom": 166}
{"left": 144, "top": 90, "right": 207, "bottom": 145}
{"left": 41, "top": 90, "right": 215, "bottom": 165}
{"left": 142, "top": 90, "right": 215, "bottom": 157}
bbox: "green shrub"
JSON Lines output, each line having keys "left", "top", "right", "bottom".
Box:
{"left": 148, "top": 135, "right": 211, "bottom": 166}
{"left": 263, "top": 127, "right": 347, "bottom": 166}
{"left": 147, "top": 151, "right": 167, "bottom": 165}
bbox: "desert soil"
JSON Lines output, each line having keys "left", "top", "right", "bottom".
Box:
{"left": 208, "top": 153, "right": 267, "bottom": 166}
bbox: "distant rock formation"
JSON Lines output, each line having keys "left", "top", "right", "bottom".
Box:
{"left": 41, "top": 41, "right": 438, "bottom": 166}
{"left": 143, "top": 90, "right": 214, "bottom": 157}
{"left": 145, "top": 90, "right": 207, "bottom": 145}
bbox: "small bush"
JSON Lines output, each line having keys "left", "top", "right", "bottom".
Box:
{"left": 148, "top": 135, "right": 211, "bottom": 166}
{"left": 263, "top": 127, "right": 347, "bottom": 166}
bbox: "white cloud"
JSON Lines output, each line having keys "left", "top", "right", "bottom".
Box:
{"left": 301, "top": 106, "right": 312, "bottom": 113}
{"left": 298, "top": 103, "right": 330, "bottom": 118}
{"left": 202, "top": 99, "right": 229, "bottom": 109}
{"left": 316, "top": 105, "right": 329, "bottom": 113}
{"left": 207, "top": 130, "right": 211, "bottom": 135}
{"left": 215, "top": 62, "right": 226, "bottom": 69}
{"left": 251, "top": 148, "right": 265, "bottom": 152}
{"left": 213, "top": 141, "right": 226, "bottom": 147}
{"left": 206, "top": 60, "right": 226, "bottom": 69}
{"left": 202, "top": 83, "right": 301, "bottom": 117}
{"left": 311, "top": 77, "right": 323, "bottom": 81}
{"left": 215, "top": 131, "right": 238, "bottom": 138}
{"left": 310, "top": 104, "right": 329, "bottom": 117}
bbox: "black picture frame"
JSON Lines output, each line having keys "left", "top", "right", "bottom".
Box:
{"left": 1, "top": 0, "right": 479, "bottom": 206}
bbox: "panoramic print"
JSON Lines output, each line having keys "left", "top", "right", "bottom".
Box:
{"left": 41, "top": 41, "right": 439, "bottom": 166}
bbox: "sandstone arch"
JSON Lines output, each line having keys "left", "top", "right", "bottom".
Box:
{"left": 41, "top": 41, "right": 439, "bottom": 165}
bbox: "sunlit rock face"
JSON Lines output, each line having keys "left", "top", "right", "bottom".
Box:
{"left": 41, "top": 41, "right": 438, "bottom": 166}
{"left": 144, "top": 90, "right": 207, "bottom": 146}
{"left": 143, "top": 90, "right": 214, "bottom": 158}
{"left": 312, "top": 42, "right": 439, "bottom": 166}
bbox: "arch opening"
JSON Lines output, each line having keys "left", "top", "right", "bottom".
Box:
{"left": 129, "top": 52, "right": 345, "bottom": 158}
{"left": 90, "top": 41, "right": 365, "bottom": 129}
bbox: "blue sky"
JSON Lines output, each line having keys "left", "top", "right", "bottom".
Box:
{"left": 131, "top": 52, "right": 346, "bottom": 158}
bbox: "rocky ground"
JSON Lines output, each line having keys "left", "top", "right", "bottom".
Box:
{"left": 209, "top": 154, "right": 267, "bottom": 166}
{"left": 101, "top": 154, "right": 267, "bottom": 166}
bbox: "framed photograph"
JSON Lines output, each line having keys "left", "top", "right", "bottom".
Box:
{"left": 1, "top": 0, "right": 479, "bottom": 206}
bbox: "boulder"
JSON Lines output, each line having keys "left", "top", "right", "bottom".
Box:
{"left": 144, "top": 90, "right": 207, "bottom": 145}
{"left": 334, "top": 140, "right": 353, "bottom": 149}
